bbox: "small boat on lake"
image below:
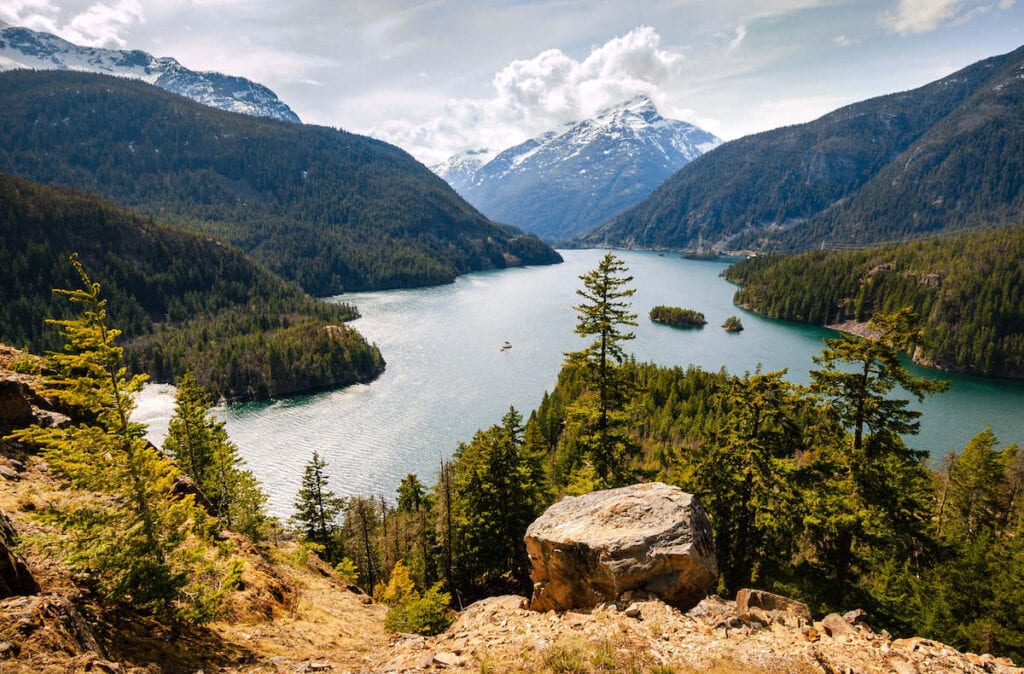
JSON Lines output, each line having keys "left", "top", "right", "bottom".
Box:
{"left": 500, "top": 340, "right": 512, "bottom": 351}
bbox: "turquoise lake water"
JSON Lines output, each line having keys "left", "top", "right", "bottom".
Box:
{"left": 134, "top": 249, "right": 1024, "bottom": 517}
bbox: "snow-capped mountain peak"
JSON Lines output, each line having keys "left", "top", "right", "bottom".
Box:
{"left": 0, "top": 25, "right": 300, "bottom": 123}
{"left": 432, "top": 97, "right": 720, "bottom": 241}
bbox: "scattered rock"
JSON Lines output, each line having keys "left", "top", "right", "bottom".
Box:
{"left": 526, "top": 482, "right": 717, "bottom": 612}
{"left": 433, "top": 652, "right": 461, "bottom": 668}
{"left": 624, "top": 603, "right": 642, "bottom": 619}
{"left": 843, "top": 608, "right": 869, "bottom": 625}
{"left": 735, "top": 588, "right": 811, "bottom": 621}
{"left": 822, "top": 613, "right": 857, "bottom": 638}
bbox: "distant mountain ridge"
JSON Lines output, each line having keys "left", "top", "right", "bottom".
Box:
{"left": 434, "top": 96, "right": 720, "bottom": 242}
{"left": 0, "top": 24, "right": 300, "bottom": 123}
{"left": 0, "top": 70, "right": 560, "bottom": 295}
{"left": 580, "top": 45, "right": 1024, "bottom": 251}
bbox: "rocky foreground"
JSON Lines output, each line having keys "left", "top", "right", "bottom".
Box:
{"left": 378, "top": 592, "right": 1021, "bottom": 674}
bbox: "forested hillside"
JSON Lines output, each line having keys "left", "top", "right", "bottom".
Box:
{"left": 723, "top": 226, "right": 1024, "bottom": 378}
{"left": 0, "top": 173, "right": 383, "bottom": 400}
{"left": 579, "top": 44, "right": 1024, "bottom": 252}
{"left": 0, "top": 70, "right": 560, "bottom": 295}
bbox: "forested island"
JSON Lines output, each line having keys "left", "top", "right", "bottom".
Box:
{"left": 649, "top": 305, "right": 707, "bottom": 328}
{"left": 723, "top": 225, "right": 1024, "bottom": 378}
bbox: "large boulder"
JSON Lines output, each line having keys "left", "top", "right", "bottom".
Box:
{"left": 525, "top": 482, "right": 716, "bottom": 612}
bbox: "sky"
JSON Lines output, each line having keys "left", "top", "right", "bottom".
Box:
{"left": 2, "top": 0, "right": 1022, "bottom": 165}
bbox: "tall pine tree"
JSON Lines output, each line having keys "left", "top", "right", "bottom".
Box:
{"left": 807, "top": 307, "right": 949, "bottom": 601}
{"left": 563, "top": 253, "right": 639, "bottom": 487}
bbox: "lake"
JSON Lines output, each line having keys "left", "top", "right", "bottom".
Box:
{"left": 134, "top": 249, "right": 1024, "bottom": 518}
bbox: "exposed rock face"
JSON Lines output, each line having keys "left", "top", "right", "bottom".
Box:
{"left": 525, "top": 482, "right": 716, "bottom": 612}
{"left": 0, "top": 380, "right": 32, "bottom": 428}
{"left": 0, "top": 511, "right": 39, "bottom": 598}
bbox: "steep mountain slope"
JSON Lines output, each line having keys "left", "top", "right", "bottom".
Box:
{"left": 0, "top": 70, "right": 560, "bottom": 295}
{"left": 581, "top": 45, "right": 1024, "bottom": 251}
{"left": 0, "top": 172, "right": 383, "bottom": 400}
{"left": 440, "top": 97, "right": 719, "bottom": 242}
{"left": 0, "top": 24, "right": 300, "bottom": 123}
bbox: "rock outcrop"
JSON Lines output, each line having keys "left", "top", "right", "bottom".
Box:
{"left": 0, "top": 511, "right": 37, "bottom": 598}
{"left": 525, "top": 482, "right": 716, "bottom": 612}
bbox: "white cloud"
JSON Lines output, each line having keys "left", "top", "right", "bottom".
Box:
{"left": 883, "top": 0, "right": 1012, "bottom": 34}
{"left": 62, "top": 0, "right": 144, "bottom": 48}
{"left": 1, "top": 0, "right": 144, "bottom": 48}
{"left": 370, "top": 25, "right": 689, "bottom": 164}
{"left": 0, "top": 0, "right": 60, "bottom": 33}
{"left": 729, "top": 25, "right": 747, "bottom": 51}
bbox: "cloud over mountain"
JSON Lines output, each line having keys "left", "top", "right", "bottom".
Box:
{"left": 372, "top": 26, "right": 710, "bottom": 165}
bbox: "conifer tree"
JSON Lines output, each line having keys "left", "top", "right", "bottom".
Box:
{"left": 564, "top": 253, "right": 639, "bottom": 487}
{"left": 449, "top": 407, "right": 545, "bottom": 596}
{"left": 687, "top": 369, "right": 805, "bottom": 594}
{"left": 164, "top": 372, "right": 216, "bottom": 485}
{"left": 163, "top": 372, "right": 268, "bottom": 540}
{"left": 8, "top": 254, "right": 233, "bottom": 620}
{"left": 291, "top": 451, "right": 346, "bottom": 563}
{"left": 807, "top": 307, "right": 949, "bottom": 600}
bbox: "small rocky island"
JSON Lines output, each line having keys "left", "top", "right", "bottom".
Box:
{"left": 649, "top": 305, "right": 707, "bottom": 328}
{"left": 722, "top": 315, "right": 744, "bottom": 332}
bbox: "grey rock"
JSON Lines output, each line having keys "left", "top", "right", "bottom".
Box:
{"left": 526, "top": 482, "right": 717, "bottom": 612}
{"left": 735, "top": 588, "right": 812, "bottom": 621}
{"left": 822, "top": 612, "right": 857, "bottom": 638}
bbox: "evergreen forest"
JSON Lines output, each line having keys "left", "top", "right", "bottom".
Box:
{"left": 723, "top": 225, "right": 1024, "bottom": 378}
{"left": 0, "top": 173, "right": 384, "bottom": 400}
{"left": 0, "top": 70, "right": 561, "bottom": 296}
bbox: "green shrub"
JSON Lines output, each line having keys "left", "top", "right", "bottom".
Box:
{"left": 383, "top": 582, "right": 454, "bottom": 635}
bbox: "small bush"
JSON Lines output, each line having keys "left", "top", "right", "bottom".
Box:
{"left": 384, "top": 582, "right": 454, "bottom": 635}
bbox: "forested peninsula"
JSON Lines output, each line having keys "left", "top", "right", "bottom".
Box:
{"left": 723, "top": 225, "right": 1024, "bottom": 378}
{"left": 0, "top": 173, "right": 383, "bottom": 401}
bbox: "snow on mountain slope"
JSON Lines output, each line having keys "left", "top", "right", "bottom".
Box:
{"left": 435, "top": 96, "right": 720, "bottom": 241}
{"left": 0, "top": 25, "right": 300, "bottom": 123}
{"left": 431, "top": 148, "right": 494, "bottom": 193}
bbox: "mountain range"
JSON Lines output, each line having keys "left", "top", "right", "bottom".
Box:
{"left": 0, "top": 69, "right": 560, "bottom": 295}
{"left": 0, "top": 24, "right": 300, "bottom": 123}
{"left": 434, "top": 96, "right": 719, "bottom": 242}
{"left": 580, "top": 44, "right": 1024, "bottom": 252}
